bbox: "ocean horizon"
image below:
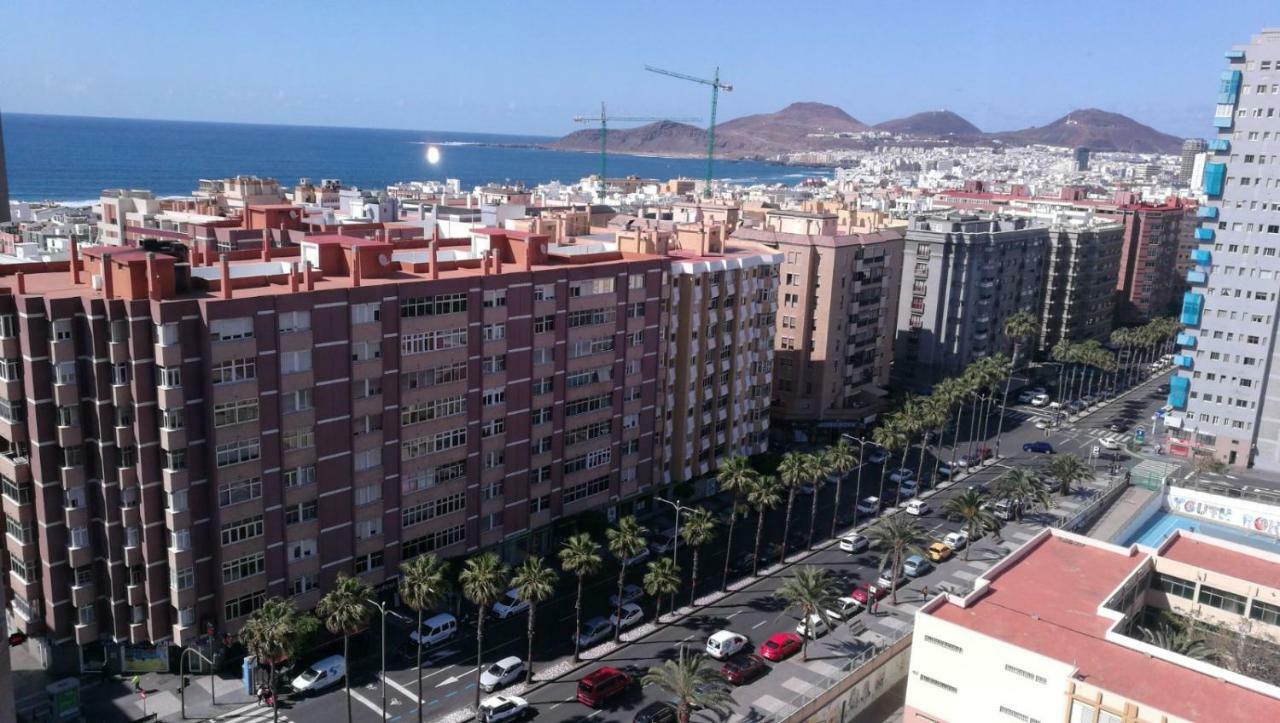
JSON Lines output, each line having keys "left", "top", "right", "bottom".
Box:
{"left": 2, "top": 112, "right": 828, "bottom": 203}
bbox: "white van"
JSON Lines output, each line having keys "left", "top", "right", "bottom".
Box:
{"left": 409, "top": 612, "right": 458, "bottom": 647}
{"left": 291, "top": 654, "right": 344, "bottom": 694}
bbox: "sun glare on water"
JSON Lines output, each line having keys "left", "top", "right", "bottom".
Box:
{"left": 425, "top": 145, "right": 441, "bottom": 165}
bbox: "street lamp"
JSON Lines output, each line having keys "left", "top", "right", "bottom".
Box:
{"left": 179, "top": 647, "right": 216, "bottom": 719}
{"left": 655, "top": 496, "right": 698, "bottom": 614}
{"left": 367, "top": 598, "right": 409, "bottom": 723}
{"left": 837, "top": 435, "right": 868, "bottom": 537}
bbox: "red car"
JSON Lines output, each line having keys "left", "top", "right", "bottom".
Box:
{"left": 720, "top": 653, "right": 768, "bottom": 685}
{"left": 758, "top": 632, "right": 802, "bottom": 662}
{"left": 850, "top": 584, "right": 888, "bottom": 607}
{"left": 576, "top": 666, "right": 632, "bottom": 708}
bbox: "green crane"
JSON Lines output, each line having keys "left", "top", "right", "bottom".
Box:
{"left": 644, "top": 65, "right": 733, "bottom": 198}
{"left": 573, "top": 102, "right": 699, "bottom": 200}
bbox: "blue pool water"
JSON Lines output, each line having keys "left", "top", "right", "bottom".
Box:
{"left": 1122, "top": 508, "right": 1280, "bottom": 555}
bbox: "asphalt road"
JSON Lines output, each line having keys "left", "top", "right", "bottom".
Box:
{"left": 256, "top": 369, "right": 1176, "bottom": 723}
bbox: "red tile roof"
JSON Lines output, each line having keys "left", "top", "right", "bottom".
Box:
{"left": 1160, "top": 534, "right": 1280, "bottom": 590}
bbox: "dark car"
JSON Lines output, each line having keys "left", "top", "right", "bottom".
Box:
{"left": 1107, "top": 422, "right": 1126, "bottom": 433}
{"left": 1023, "top": 441, "right": 1055, "bottom": 454}
{"left": 720, "top": 653, "right": 768, "bottom": 685}
{"left": 633, "top": 701, "right": 677, "bottom": 723}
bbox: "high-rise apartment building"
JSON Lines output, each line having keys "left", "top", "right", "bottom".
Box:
{"left": 1099, "top": 198, "right": 1190, "bottom": 324}
{"left": 732, "top": 224, "right": 902, "bottom": 424}
{"left": 1180, "top": 138, "right": 1208, "bottom": 182}
{"left": 1170, "top": 30, "right": 1280, "bottom": 469}
{"left": 1072, "top": 146, "right": 1090, "bottom": 172}
{"left": 895, "top": 213, "right": 1048, "bottom": 377}
{"left": 1039, "top": 218, "right": 1124, "bottom": 351}
{"left": 0, "top": 229, "right": 669, "bottom": 665}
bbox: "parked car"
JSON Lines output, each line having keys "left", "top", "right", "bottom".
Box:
{"left": 797, "top": 481, "right": 817, "bottom": 496}
{"left": 898, "top": 479, "right": 920, "bottom": 498}
{"left": 576, "top": 666, "right": 632, "bottom": 708}
{"left": 409, "top": 612, "right": 458, "bottom": 647}
{"left": 825, "top": 596, "right": 862, "bottom": 621}
{"left": 480, "top": 656, "right": 526, "bottom": 693}
{"left": 856, "top": 497, "right": 881, "bottom": 515}
{"left": 577, "top": 617, "right": 614, "bottom": 648}
{"left": 926, "top": 542, "right": 953, "bottom": 562}
{"left": 889, "top": 467, "right": 914, "bottom": 483}
{"left": 992, "top": 498, "right": 1022, "bottom": 521}
{"left": 633, "top": 701, "right": 678, "bottom": 723}
{"left": 943, "top": 530, "right": 969, "bottom": 550}
{"left": 758, "top": 632, "right": 803, "bottom": 661}
{"left": 491, "top": 589, "right": 530, "bottom": 619}
{"left": 705, "top": 630, "right": 749, "bottom": 660}
{"left": 1030, "top": 393, "right": 1051, "bottom": 407}
{"left": 903, "top": 555, "right": 932, "bottom": 578}
{"left": 1067, "top": 400, "right": 1086, "bottom": 413}
{"left": 905, "top": 499, "right": 930, "bottom": 516}
{"left": 850, "top": 584, "right": 888, "bottom": 607}
{"left": 478, "top": 694, "right": 529, "bottom": 722}
{"left": 839, "top": 532, "right": 869, "bottom": 553}
{"left": 1107, "top": 421, "right": 1127, "bottom": 433}
{"left": 1017, "top": 390, "right": 1037, "bottom": 403}
{"left": 876, "top": 569, "right": 907, "bottom": 590}
{"left": 796, "top": 613, "right": 832, "bottom": 639}
{"left": 1023, "top": 441, "right": 1055, "bottom": 454}
{"left": 648, "top": 530, "right": 678, "bottom": 555}
{"left": 609, "top": 602, "right": 644, "bottom": 630}
{"left": 936, "top": 462, "right": 957, "bottom": 478}
{"left": 719, "top": 653, "right": 768, "bottom": 686}
{"left": 291, "top": 655, "right": 345, "bottom": 695}
{"left": 609, "top": 584, "right": 643, "bottom": 608}
{"left": 616, "top": 547, "right": 650, "bottom": 568}
{"left": 866, "top": 448, "right": 888, "bottom": 464}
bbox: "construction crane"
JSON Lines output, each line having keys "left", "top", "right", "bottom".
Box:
{"left": 573, "top": 102, "right": 698, "bottom": 199}
{"left": 644, "top": 65, "right": 733, "bottom": 197}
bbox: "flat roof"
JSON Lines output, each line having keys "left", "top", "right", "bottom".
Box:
{"left": 1160, "top": 534, "right": 1280, "bottom": 590}
{"left": 930, "top": 533, "right": 1280, "bottom": 720}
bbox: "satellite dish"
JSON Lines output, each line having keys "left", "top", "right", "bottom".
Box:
{"left": 378, "top": 254, "right": 390, "bottom": 266}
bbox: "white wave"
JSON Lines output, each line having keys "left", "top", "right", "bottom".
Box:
{"left": 409, "top": 141, "right": 479, "bottom": 146}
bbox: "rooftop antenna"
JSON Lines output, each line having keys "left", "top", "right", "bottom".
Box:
{"left": 644, "top": 65, "right": 733, "bottom": 198}
{"left": 573, "top": 102, "right": 699, "bottom": 201}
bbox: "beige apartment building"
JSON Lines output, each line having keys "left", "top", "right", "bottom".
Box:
{"left": 733, "top": 215, "right": 903, "bottom": 426}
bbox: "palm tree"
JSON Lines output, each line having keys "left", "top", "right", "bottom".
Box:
{"left": 996, "top": 311, "right": 1039, "bottom": 455}
{"left": 825, "top": 439, "right": 858, "bottom": 538}
{"left": 559, "top": 533, "right": 602, "bottom": 663}
{"left": 930, "top": 378, "right": 963, "bottom": 480}
{"left": 871, "top": 423, "right": 908, "bottom": 503}
{"left": 398, "top": 554, "right": 449, "bottom": 721}
{"left": 915, "top": 397, "right": 947, "bottom": 486}
{"left": 776, "top": 452, "right": 808, "bottom": 558}
{"left": 1110, "top": 327, "right": 1134, "bottom": 389}
{"left": 804, "top": 451, "right": 832, "bottom": 549}
{"left": 776, "top": 566, "right": 840, "bottom": 661}
{"left": 511, "top": 557, "right": 557, "bottom": 684}
{"left": 941, "top": 490, "right": 997, "bottom": 561}
{"left": 897, "top": 395, "right": 928, "bottom": 485}
{"left": 991, "top": 468, "right": 1053, "bottom": 522}
{"left": 458, "top": 552, "right": 509, "bottom": 709}
{"left": 865, "top": 516, "right": 928, "bottom": 605}
{"left": 316, "top": 573, "right": 373, "bottom": 723}
{"left": 943, "top": 374, "right": 976, "bottom": 470}
{"left": 978, "top": 354, "right": 1011, "bottom": 441}
{"left": 239, "top": 598, "right": 317, "bottom": 723}
{"left": 1046, "top": 453, "right": 1092, "bottom": 497}
{"left": 1050, "top": 339, "right": 1075, "bottom": 422}
{"left": 643, "top": 557, "right": 682, "bottom": 623}
{"left": 606, "top": 516, "right": 648, "bottom": 643}
{"left": 717, "top": 456, "right": 756, "bottom": 591}
{"left": 746, "top": 473, "right": 782, "bottom": 576}
{"left": 679, "top": 508, "right": 717, "bottom": 607}
{"left": 642, "top": 646, "right": 734, "bottom": 723}
{"left": 1139, "top": 623, "right": 1220, "bottom": 662}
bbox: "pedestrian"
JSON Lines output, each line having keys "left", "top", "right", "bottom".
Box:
{"left": 131, "top": 675, "right": 142, "bottom": 693}
{"left": 922, "top": 584, "right": 929, "bottom": 599}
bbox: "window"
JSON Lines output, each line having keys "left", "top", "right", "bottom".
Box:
{"left": 566, "top": 393, "right": 611, "bottom": 417}
{"left": 354, "top": 377, "right": 382, "bottom": 398}
{"left": 534, "top": 283, "right": 555, "bottom": 301}
{"left": 2, "top": 476, "right": 32, "bottom": 505}
{"left": 530, "top": 495, "right": 551, "bottom": 514}
{"left": 56, "top": 406, "right": 77, "bottom": 428}
{"left": 563, "top": 475, "right": 610, "bottom": 504}
{"left": 289, "top": 539, "right": 317, "bottom": 561}
{"left": 281, "top": 389, "right": 313, "bottom": 414}
{"left": 998, "top": 706, "right": 1039, "bottom": 723}
{"left": 281, "top": 350, "right": 312, "bottom": 374}
{"left": 533, "top": 436, "right": 553, "bottom": 454}
{"left": 284, "top": 501, "right": 318, "bottom": 525}
{"left": 532, "top": 377, "right": 553, "bottom": 395}
{"left": 402, "top": 460, "right": 467, "bottom": 492}
{"left": 402, "top": 492, "right": 467, "bottom": 527}
{"left": 531, "top": 407, "right": 553, "bottom": 425}
{"left": 54, "top": 361, "right": 75, "bottom": 385}
{"left": 355, "top": 484, "right": 381, "bottom": 506}
{"left": 534, "top": 314, "right": 555, "bottom": 333}
{"left": 569, "top": 277, "right": 614, "bottom": 297}
{"left": 629, "top": 273, "right": 644, "bottom": 290}
{"left": 483, "top": 481, "right": 503, "bottom": 500}
{"left": 351, "top": 341, "right": 381, "bottom": 362}
{"left": 626, "top": 302, "right": 645, "bottom": 319}
{"left": 482, "top": 389, "right": 506, "bottom": 406}
{"left": 351, "top": 302, "right": 381, "bottom": 324}
{"left": 223, "top": 553, "right": 265, "bottom": 584}
{"left": 402, "top": 395, "right": 466, "bottom": 425}
{"left": 220, "top": 515, "right": 264, "bottom": 545}
{"left": 568, "top": 336, "right": 614, "bottom": 359}
{"left": 215, "top": 438, "right": 260, "bottom": 467}
{"left": 354, "top": 551, "right": 384, "bottom": 574}
{"left": 5, "top": 514, "right": 34, "bottom": 544}
{"left": 1155, "top": 573, "right": 1196, "bottom": 599}
{"left": 566, "top": 420, "right": 611, "bottom": 446}
{"left": 483, "top": 289, "right": 507, "bottom": 308}
{"left": 160, "top": 407, "right": 182, "bottom": 429}
{"left": 0, "top": 360, "right": 21, "bottom": 383}
{"left": 214, "top": 399, "right": 259, "bottom": 428}
{"left": 401, "top": 293, "right": 467, "bottom": 317}
{"left": 353, "top": 414, "right": 382, "bottom": 435}
{"left": 289, "top": 575, "right": 319, "bottom": 598}
{"left": 481, "top": 419, "right": 505, "bottom": 438}
{"left": 1198, "top": 584, "right": 1247, "bottom": 614}
{"left": 284, "top": 465, "right": 316, "bottom": 488}
{"left": 355, "top": 518, "right": 381, "bottom": 540}
{"left": 401, "top": 328, "right": 468, "bottom": 355}
{"left": 532, "top": 347, "right": 553, "bottom": 365}
{"left": 52, "top": 319, "right": 73, "bottom": 341}
{"left": 482, "top": 323, "right": 506, "bottom": 341}
{"left": 211, "top": 317, "right": 254, "bottom": 341}
{"left": 77, "top": 605, "right": 95, "bottom": 626}
{"left": 0, "top": 315, "right": 15, "bottom": 338}
{"left": 568, "top": 308, "right": 615, "bottom": 328}
{"left": 403, "top": 525, "right": 466, "bottom": 558}
{"left": 282, "top": 428, "right": 315, "bottom": 452}
{"left": 567, "top": 366, "right": 612, "bottom": 388}
{"left": 171, "top": 566, "right": 194, "bottom": 590}
{"left": 279, "top": 310, "right": 311, "bottom": 333}
{"left": 628, "top": 331, "right": 644, "bottom": 347}
{"left": 485, "top": 449, "right": 504, "bottom": 469}
{"left": 218, "top": 476, "right": 262, "bottom": 507}
{"left": 225, "top": 591, "right": 266, "bottom": 620}
{"left": 403, "top": 428, "right": 466, "bottom": 459}
{"left": 482, "top": 355, "right": 505, "bottom": 374}
{"left": 213, "top": 358, "right": 256, "bottom": 385}
{"left": 354, "top": 448, "right": 382, "bottom": 471}
{"left": 565, "top": 447, "right": 610, "bottom": 474}
{"left": 1249, "top": 599, "right": 1280, "bottom": 625}
{"left": 402, "top": 362, "right": 467, "bottom": 390}
{"left": 153, "top": 365, "right": 184, "bottom": 390}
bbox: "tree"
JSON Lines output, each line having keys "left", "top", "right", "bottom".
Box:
{"left": 316, "top": 573, "right": 372, "bottom": 723}
{"left": 915, "top": 397, "right": 948, "bottom": 486}
{"left": 776, "top": 452, "right": 808, "bottom": 558}
{"left": 747, "top": 473, "right": 782, "bottom": 576}
{"left": 642, "top": 646, "right": 733, "bottom": 723}
{"left": 825, "top": 438, "right": 859, "bottom": 538}
{"left": 398, "top": 554, "right": 449, "bottom": 722}
{"left": 996, "top": 311, "right": 1039, "bottom": 455}
{"left": 239, "top": 598, "right": 317, "bottom": 723}
{"left": 1046, "top": 453, "right": 1091, "bottom": 497}
{"left": 870, "top": 423, "right": 908, "bottom": 504}
{"left": 559, "top": 533, "right": 602, "bottom": 663}
{"left": 776, "top": 566, "right": 840, "bottom": 661}
{"left": 511, "top": 557, "right": 557, "bottom": 684}
{"left": 990, "top": 468, "right": 1053, "bottom": 522}
{"left": 459, "top": 552, "right": 509, "bottom": 709}
{"left": 865, "top": 516, "right": 928, "bottom": 605}
{"left": 643, "top": 557, "right": 682, "bottom": 623}
{"left": 804, "top": 451, "right": 832, "bottom": 549}
{"left": 930, "top": 377, "right": 964, "bottom": 480}
{"left": 606, "top": 516, "right": 648, "bottom": 642}
{"left": 679, "top": 508, "right": 717, "bottom": 607}
{"left": 940, "top": 490, "right": 997, "bottom": 561}
{"left": 1139, "top": 623, "right": 1220, "bottom": 662}
{"left": 717, "top": 456, "right": 756, "bottom": 591}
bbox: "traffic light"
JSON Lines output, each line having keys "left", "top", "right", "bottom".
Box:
{"left": 8, "top": 631, "right": 27, "bottom": 647}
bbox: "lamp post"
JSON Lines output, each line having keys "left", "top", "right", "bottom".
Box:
{"left": 367, "top": 599, "right": 409, "bottom": 723}
{"left": 838, "top": 435, "right": 868, "bottom": 535}
{"left": 655, "top": 496, "right": 698, "bottom": 615}
{"left": 179, "top": 647, "right": 216, "bottom": 719}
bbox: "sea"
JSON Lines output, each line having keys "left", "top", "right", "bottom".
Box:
{"left": 2, "top": 113, "right": 829, "bottom": 204}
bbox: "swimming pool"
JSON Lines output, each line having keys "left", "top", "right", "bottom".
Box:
{"left": 1121, "top": 508, "right": 1280, "bottom": 555}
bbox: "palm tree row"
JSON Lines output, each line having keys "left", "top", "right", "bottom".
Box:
{"left": 1110, "top": 317, "right": 1180, "bottom": 389}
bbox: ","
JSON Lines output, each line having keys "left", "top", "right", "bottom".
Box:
{"left": 609, "top": 602, "right": 645, "bottom": 630}
{"left": 838, "top": 532, "right": 869, "bottom": 553}
{"left": 479, "top": 656, "right": 526, "bottom": 693}
{"left": 490, "top": 589, "right": 530, "bottom": 619}
{"left": 632, "top": 701, "right": 678, "bottom": 723}
{"left": 477, "top": 694, "right": 529, "bottom": 722}
{"left": 824, "top": 596, "right": 862, "bottom": 621}
{"left": 926, "top": 542, "right": 953, "bottom": 562}
{"left": 705, "top": 630, "right": 749, "bottom": 659}
{"left": 758, "top": 632, "right": 803, "bottom": 661}
{"left": 943, "top": 530, "right": 969, "bottom": 550}
{"left": 903, "top": 554, "right": 932, "bottom": 578}
{"left": 609, "top": 583, "right": 643, "bottom": 608}
{"left": 1023, "top": 441, "right": 1055, "bottom": 454}
{"left": 576, "top": 666, "right": 633, "bottom": 708}
{"left": 719, "top": 653, "right": 768, "bottom": 685}
{"left": 290, "top": 655, "right": 344, "bottom": 695}
{"left": 906, "top": 499, "right": 930, "bottom": 516}
{"left": 577, "top": 617, "right": 614, "bottom": 648}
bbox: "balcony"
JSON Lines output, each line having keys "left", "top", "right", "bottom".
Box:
{"left": 0, "top": 337, "right": 18, "bottom": 360}
{"left": 0, "top": 377, "right": 22, "bottom": 402}
{"left": 1176, "top": 333, "right": 1197, "bottom": 348}
{"left": 130, "top": 623, "right": 150, "bottom": 644}
{"left": 1186, "top": 270, "right": 1207, "bottom": 285}
{"left": 71, "top": 582, "right": 94, "bottom": 608}
{"left": 1191, "top": 249, "right": 1211, "bottom": 266}
{"left": 1207, "top": 139, "right": 1230, "bottom": 153}
{"left": 115, "top": 425, "right": 135, "bottom": 449}
{"left": 154, "top": 342, "right": 182, "bottom": 368}
{"left": 74, "top": 621, "right": 98, "bottom": 646}
{"left": 68, "top": 544, "right": 92, "bottom": 569}
{"left": 127, "top": 583, "right": 146, "bottom": 606}
{"left": 157, "top": 385, "right": 183, "bottom": 410}
{"left": 1196, "top": 205, "right": 1219, "bottom": 219}
{"left": 1180, "top": 292, "right": 1204, "bottom": 327}
{"left": 1194, "top": 228, "right": 1215, "bottom": 242}
{"left": 159, "top": 425, "right": 186, "bottom": 451}
{"left": 53, "top": 381, "right": 78, "bottom": 407}
{"left": 1174, "top": 354, "right": 1194, "bottom": 370}
{"left": 111, "top": 383, "right": 132, "bottom": 407}
{"left": 1169, "top": 376, "right": 1190, "bottom": 410}
{"left": 1204, "top": 163, "right": 1226, "bottom": 197}
{"left": 56, "top": 424, "right": 82, "bottom": 448}
{"left": 108, "top": 340, "right": 130, "bottom": 364}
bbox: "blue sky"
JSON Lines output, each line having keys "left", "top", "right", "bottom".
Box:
{"left": 1, "top": 1, "right": 1274, "bottom": 137}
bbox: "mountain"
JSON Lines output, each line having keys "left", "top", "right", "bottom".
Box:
{"left": 549, "top": 120, "right": 710, "bottom": 156}
{"left": 716, "top": 102, "right": 869, "bottom": 145}
{"left": 993, "top": 108, "right": 1182, "bottom": 153}
{"left": 874, "top": 110, "right": 982, "bottom": 137}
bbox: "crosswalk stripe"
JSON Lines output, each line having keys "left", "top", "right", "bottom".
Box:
{"left": 349, "top": 687, "right": 387, "bottom": 716}
{"left": 381, "top": 674, "right": 421, "bottom": 703}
